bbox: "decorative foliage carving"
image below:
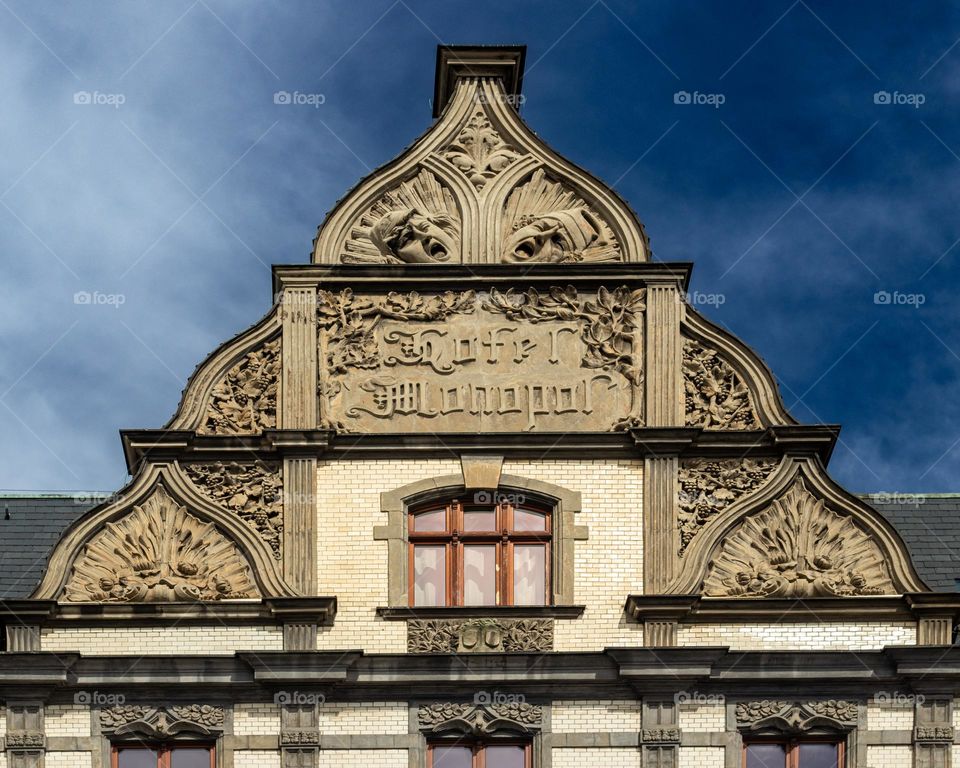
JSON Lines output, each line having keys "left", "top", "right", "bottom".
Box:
{"left": 915, "top": 726, "right": 954, "bottom": 742}
{"left": 5, "top": 733, "right": 45, "bottom": 749}
{"left": 408, "top": 618, "right": 553, "bottom": 653}
{"left": 443, "top": 110, "right": 521, "bottom": 190}
{"left": 100, "top": 705, "right": 225, "bottom": 735}
{"left": 501, "top": 170, "right": 621, "bottom": 263}
{"left": 736, "top": 700, "right": 858, "bottom": 732}
{"left": 418, "top": 701, "right": 543, "bottom": 736}
{"left": 199, "top": 339, "right": 279, "bottom": 435}
{"left": 683, "top": 338, "right": 760, "bottom": 430}
{"left": 703, "top": 481, "right": 894, "bottom": 598}
{"left": 678, "top": 458, "right": 777, "bottom": 555}
{"left": 641, "top": 728, "right": 682, "bottom": 744}
{"left": 280, "top": 731, "right": 321, "bottom": 747}
{"left": 64, "top": 486, "right": 259, "bottom": 602}
{"left": 184, "top": 461, "right": 283, "bottom": 559}
{"left": 341, "top": 169, "right": 461, "bottom": 264}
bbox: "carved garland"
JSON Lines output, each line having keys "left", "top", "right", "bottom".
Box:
{"left": 703, "top": 481, "right": 894, "bottom": 598}
{"left": 199, "top": 338, "right": 280, "bottom": 435}
{"left": 418, "top": 702, "right": 543, "bottom": 736}
{"left": 63, "top": 486, "right": 259, "bottom": 602}
{"left": 408, "top": 618, "right": 553, "bottom": 653}
{"left": 184, "top": 461, "right": 283, "bottom": 559}
{"left": 443, "top": 109, "right": 521, "bottom": 190}
{"left": 736, "top": 700, "right": 858, "bottom": 732}
{"left": 677, "top": 458, "right": 777, "bottom": 555}
{"left": 100, "top": 705, "right": 225, "bottom": 735}
{"left": 683, "top": 338, "right": 760, "bottom": 429}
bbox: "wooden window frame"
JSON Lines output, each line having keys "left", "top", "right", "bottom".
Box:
{"left": 742, "top": 738, "right": 845, "bottom": 768}
{"left": 408, "top": 497, "right": 552, "bottom": 608}
{"left": 112, "top": 744, "right": 216, "bottom": 768}
{"left": 426, "top": 740, "right": 532, "bottom": 767}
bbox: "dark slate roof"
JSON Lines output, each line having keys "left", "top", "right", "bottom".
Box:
{"left": 862, "top": 494, "right": 960, "bottom": 592}
{"left": 0, "top": 494, "right": 100, "bottom": 599}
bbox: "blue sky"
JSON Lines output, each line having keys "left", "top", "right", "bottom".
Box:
{"left": 1, "top": 1, "right": 959, "bottom": 493}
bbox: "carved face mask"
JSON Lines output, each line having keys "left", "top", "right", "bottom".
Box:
{"left": 369, "top": 208, "right": 457, "bottom": 263}
{"left": 503, "top": 208, "right": 602, "bottom": 263}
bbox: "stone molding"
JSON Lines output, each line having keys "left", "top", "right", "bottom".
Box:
{"left": 735, "top": 699, "right": 859, "bottom": 732}
{"left": 99, "top": 704, "right": 225, "bottom": 736}
{"left": 418, "top": 701, "right": 543, "bottom": 736}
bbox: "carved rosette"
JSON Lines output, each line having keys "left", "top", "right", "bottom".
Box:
{"left": 678, "top": 458, "right": 777, "bottom": 555}
{"left": 199, "top": 338, "right": 279, "bottom": 434}
{"left": 703, "top": 481, "right": 894, "bottom": 598}
{"left": 184, "top": 461, "right": 283, "bottom": 559}
{"left": 408, "top": 618, "right": 553, "bottom": 653}
{"left": 443, "top": 109, "right": 521, "bottom": 190}
{"left": 683, "top": 338, "right": 760, "bottom": 429}
{"left": 418, "top": 701, "right": 543, "bottom": 736}
{"left": 100, "top": 705, "right": 225, "bottom": 735}
{"left": 63, "top": 486, "right": 259, "bottom": 602}
{"left": 340, "top": 168, "right": 461, "bottom": 264}
{"left": 502, "top": 169, "right": 621, "bottom": 263}
{"left": 736, "top": 700, "right": 858, "bottom": 732}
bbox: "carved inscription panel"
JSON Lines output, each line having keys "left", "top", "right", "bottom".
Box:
{"left": 317, "top": 287, "right": 643, "bottom": 432}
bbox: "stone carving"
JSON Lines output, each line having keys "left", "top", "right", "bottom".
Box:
{"left": 501, "top": 170, "right": 621, "bottom": 263}
{"left": 418, "top": 701, "right": 543, "bottom": 735}
{"left": 641, "top": 728, "right": 681, "bottom": 744}
{"left": 280, "top": 731, "right": 321, "bottom": 746}
{"left": 64, "top": 486, "right": 259, "bottom": 602}
{"left": 678, "top": 458, "right": 777, "bottom": 555}
{"left": 408, "top": 618, "right": 553, "bottom": 653}
{"left": 736, "top": 700, "right": 858, "bottom": 731}
{"left": 199, "top": 338, "right": 280, "bottom": 435}
{"left": 5, "top": 733, "right": 45, "bottom": 749}
{"left": 184, "top": 461, "right": 283, "bottom": 559}
{"left": 683, "top": 338, "right": 760, "bottom": 430}
{"left": 915, "top": 726, "right": 954, "bottom": 742}
{"left": 341, "top": 169, "right": 461, "bottom": 264}
{"left": 100, "top": 705, "right": 225, "bottom": 735}
{"left": 443, "top": 110, "right": 521, "bottom": 190}
{"left": 703, "top": 481, "right": 893, "bottom": 598}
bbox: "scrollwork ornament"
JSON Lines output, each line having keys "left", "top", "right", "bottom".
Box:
{"left": 736, "top": 700, "right": 858, "bottom": 732}
{"left": 418, "top": 701, "right": 542, "bottom": 736}
{"left": 443, "top": 110, "right": 521, "bottom": 190}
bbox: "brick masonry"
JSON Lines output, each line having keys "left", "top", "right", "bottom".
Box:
{"left": 677, "top": 621, "right": 916, "bottom": 650}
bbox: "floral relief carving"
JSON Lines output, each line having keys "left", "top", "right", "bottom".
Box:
{"left": 683, "top": 338, "right": 760, "bottom": 430}
{"left": 736, "top": 700, "right": 858, "bottom": 732}
{"left": 703, "top": 480, "right": 894, "bottom": 598}
{"left": 443, "top": 110, "right": 521, "bottom": 190}
{"left": 199, "top": 338, "right": 279, "bottom": 435}
{"left": 100, "top": 705, "right": 225, "bottom": 735}
{"left": 64, "top": 485, "right": 259, "bottom": 602}
{"left": 341, "top": 168, "right": 461, "bottom": 264}
{"left": 407, "top": 618, "right": 553, "bottom": 653}
{"left": 183, "top": 461, "right": 283, "bottom": 559}
{"left": 418, "top": 701, "right": 543, "bottom": 736}
{"left": 501, "top": 169, "right": 621, "bottom": 263}
{"left": 678, "top": 458, "right": 777, "bottom": 555}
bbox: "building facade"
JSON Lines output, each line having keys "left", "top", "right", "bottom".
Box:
{"left": 2, "top": 45, "right": 960, "bottom": 768}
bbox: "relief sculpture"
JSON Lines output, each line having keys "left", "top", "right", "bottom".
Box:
{"left": 443, "top": 109, "right": 521, "bottom": 190}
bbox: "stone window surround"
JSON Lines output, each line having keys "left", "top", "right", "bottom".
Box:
{"left": 375, "top": 463, "right": 588, "bottom": 608}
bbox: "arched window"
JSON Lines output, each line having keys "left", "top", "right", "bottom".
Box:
{"left": 409, "top": 495, "right": 551, "bottom": 607}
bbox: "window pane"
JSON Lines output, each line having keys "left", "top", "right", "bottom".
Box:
{"left": 463, "top": 544, "right": 497, "bottom": 605}
{"left": 414, "top": 545, "right": 446, "bottom": 606}
{"left": 745, "top": 744, "right": 787, "bottom": 768}
{"left": 798, "top": 744, "right": 840, "bottom": 768}
{"left": 513, "top": 544, "right": 546, "bottom": 605}
{"left": 432, "top": 746, "right": 472, "bottom": 768}
{"left": 513, "top": 508, "right": 547, "bottom": 531}
{"left": 463, "top": 507, "right": 496, "bottom": 531}
{"left": 484, "top": 745, "right": 526, "bottom": 768}
{"left": 412, "top": 508, "right": 446, "bottom": 532}
{"left": 117, "top": 750, "right": 158, "bottom": 768}
{"left": 171, "top": 750, "right": 211, "bottom": 768}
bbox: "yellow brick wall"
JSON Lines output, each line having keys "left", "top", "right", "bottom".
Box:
{"left": 678, "top": 703, "right": 726, "bottom": 731}
{"left": 551, "top": 700, "right": 642, "bottom": 732}
{"left": 233, "top": 752, "right": 281, "bottom": 768}
{"left": 867, "top": 745, "right": 913, "bottom": 768}
{"left": 678, "top": 747, "right": 726, "bottom": 768}
{"left": 45, "top": 754, "right": 92, "bottom": 768}
{"left": 45, "top": 705, "right": 90, "bottom": 737}
{"left": 41, "top": 626, "right": 283, "bottom": 655}
{"left": 553, "top": 748, "right": 641, "bottom": 767}
{"left": 315, "top": 751, "right": 407, "bottom": 767}
{"left": 233, "top": 704, "right": 281, "bottom": 736}
{"left": 867, "top": 701, "right": 914, "bottom": 730}
{"left": 317, "top": 703, "right": 408, "bottom": 735}
{"left": 677, "top": 622, "right": 916, "bottom": 650}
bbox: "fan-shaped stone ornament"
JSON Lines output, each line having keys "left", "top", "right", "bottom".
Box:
{"left": 703, "top": 480, "right": 894, "bottom": 598}
{"left": 63, "top": 485, "right": 259, "bottom": 602}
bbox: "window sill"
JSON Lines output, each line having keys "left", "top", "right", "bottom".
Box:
{"left": 375, "top": 605, "right": 585, "bottom": 620}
